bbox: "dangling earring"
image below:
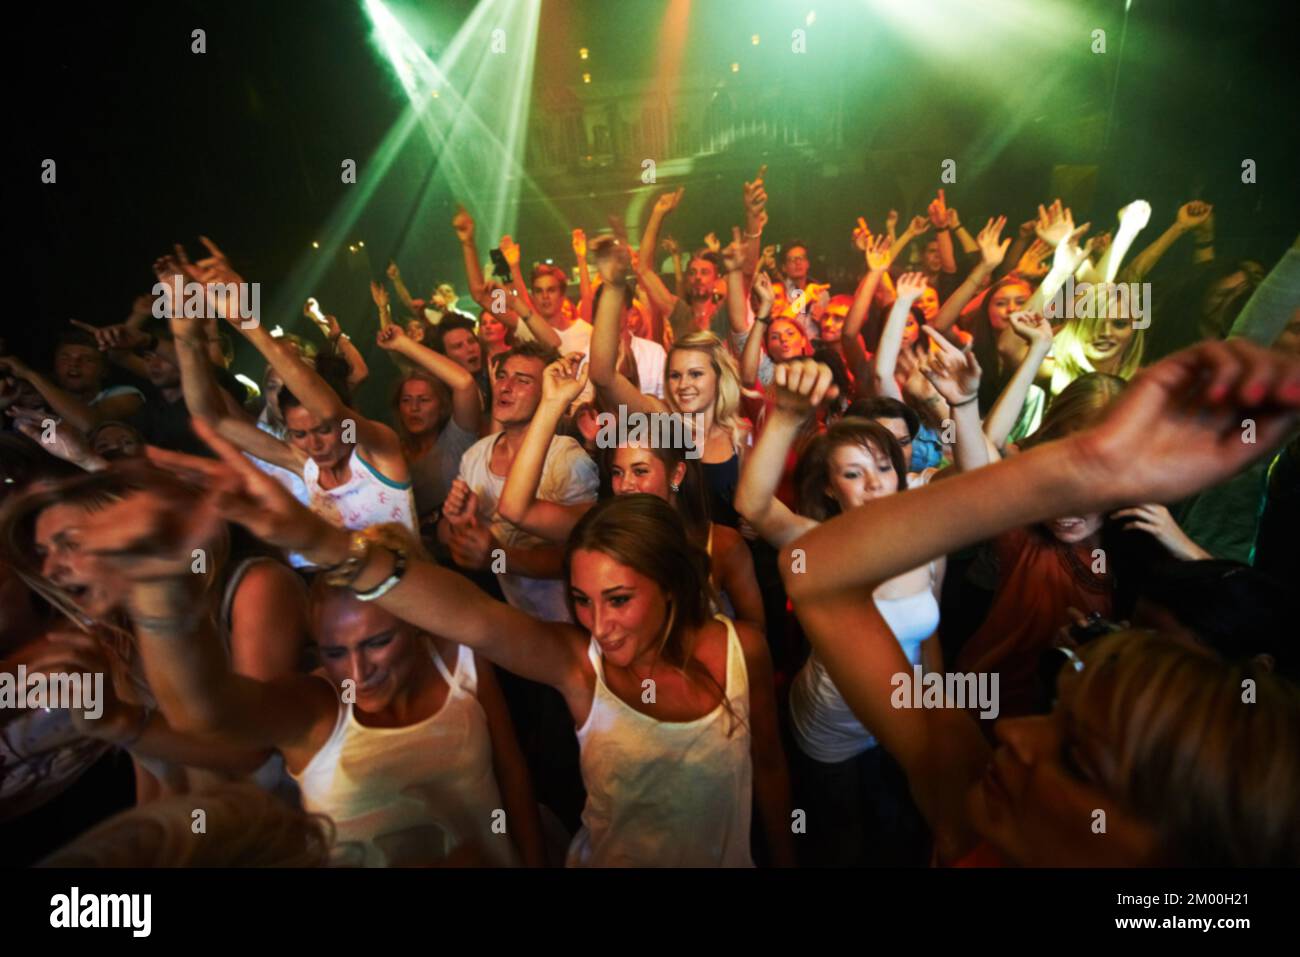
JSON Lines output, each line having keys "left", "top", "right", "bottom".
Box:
{"left": 670, "top": 481, "right": 681, "bottom": 493}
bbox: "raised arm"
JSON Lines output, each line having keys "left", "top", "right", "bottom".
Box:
{"left": 929, "top": 216, "right": 1009, "bottom": 335}
{"left": 573, "top": 228, "right": 593, "bottom": 322}
{"left": 917, "top": 327, "right": 990, "bottom": 475}
{"left": 928, "top": 190, "right": 958, "bottom": 275}
{"left": 982, "top": 311, "right": 1054, "bottom": 451}
{"left": 1024, "top": 202, "right": 1093, "bottom": 316}
{"left": 387, "top": 261, "right": 418, "bottom": 317}
{"left": 150, "top": 422, "right": 590, "bottom": 696}
{"left": 1087, "top": 200, "right": 1152, "bottom": 285}
{"left": 636, "top": 189, "right": 686, "bottom": 317}
{"left": 227, "top": 297, "right": 402, "bottom": 467}
{"left": 872, "top": 271, "right": 927, "bottom": 400}
{"left": 375, "top": 324, "right": 481, "bottom": 433}
{"left": 452, "top": 205, "right": 487, "bottom": 304}
{"left": 737, "top": 270, "right": 774, "bottom": 389}
{"left": 890, "top": 214, "right": 930, "bottom": 263}
{"left": 589, "top": 233, "right": 669, "bottom": 417}
{"left": 781, "top": 341, "right": 1300, "bottom": 857}
{"left": 841, "top": 233, "right": 893, "bottom": 389}
{"left": 498, "top": 235, "right": 535, "bottom": 314}
{"left": 304, "top": 299, "right": 368, "bottom": 392}
{"left": 735, "top": 359, "right": 830, "bottom": 547}
{"left": 497, "top": 355, "right": 593, "bottom": 541}
{"left": 1119, "top": 201, "right": 1213, "bottom": 283}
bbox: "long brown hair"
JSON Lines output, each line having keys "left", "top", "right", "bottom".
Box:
{"left": 563, "top": 495, "right": 745, "bottom": 733}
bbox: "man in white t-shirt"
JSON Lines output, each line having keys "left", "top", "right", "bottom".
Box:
{"left": 445, "top": 340, "right": 599, "bottom": 621}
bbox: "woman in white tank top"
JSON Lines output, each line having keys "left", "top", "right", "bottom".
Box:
{"left": 72, "top": 501, "right": 549, "bottom": 867}
{"left": 152, "top": 436, "right": 798, "bottom": 867}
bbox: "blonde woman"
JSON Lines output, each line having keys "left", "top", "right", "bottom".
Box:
{"left": 1050, "top": 285, "right": 1146, "bottom": 396}
{"left": 589, "top": 262, "right": 757, "bottom": 528}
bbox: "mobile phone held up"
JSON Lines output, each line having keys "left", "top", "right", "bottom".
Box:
{"left": 489, "top": 248, "right": 511, "bottom": 279}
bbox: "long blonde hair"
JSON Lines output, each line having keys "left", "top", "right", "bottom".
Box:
{"left": 666, "top": 331, "right": 757, "bottom": 452}
{"left": 1073, "top": 631, "right": 1300, "bottom": 866}
{"left": 1050, "top": 284, "right": 1146, "bottom": 395}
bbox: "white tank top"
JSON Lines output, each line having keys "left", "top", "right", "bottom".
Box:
{"left": 790, "top": 576, "right": 940, "bottom": 764}
{"left": 302, "top": 448, "right": 417, "bottom": 534}
{"left": 291, "top": 645, "right": 517, "bottom": 868}
{"left": 567, "top": 614, "right": 754, "bottom": 868}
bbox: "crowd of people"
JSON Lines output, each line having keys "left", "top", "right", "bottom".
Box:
{"left": 2, "top": 169, "right": 1298, "bottom": 868}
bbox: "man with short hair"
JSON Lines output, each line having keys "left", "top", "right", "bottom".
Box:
{"left": 446, "top": 340, "right": 599, "bottom": 622}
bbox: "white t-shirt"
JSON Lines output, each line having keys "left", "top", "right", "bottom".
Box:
{"left": 628, "top": 336, "right": 666, "bottom": 400}
{"left": 457, "top": 433, "right": 599, "bottom": 621}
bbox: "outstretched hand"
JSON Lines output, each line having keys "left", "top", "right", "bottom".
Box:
{"left": 541, "top": 353, "right": 589, "bottom": 407}
{"left": 1071, "top": 339, "right": 1300, "bottom": 508}
{"left": 919, "top": 327, "right": 980, "bottom": 405}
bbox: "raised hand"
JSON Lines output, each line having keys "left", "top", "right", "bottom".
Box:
{"left": 1072, "top": 339, "right": 1300, "bottom": 507}
{"left": 907, "top": 214, "right": 931, "bottom": 236}
{"left": 945, "top": 207, "right": 962, "bottom": 231}
{"left": 865, "top": 233, "right": 893, "bottom": 273}
{"left": 703, "top": 231, "right": 721, "bottom": 254}
{"left": 70, "top": 319, "right": 150, "bottom": 353}
{"left": 1007, "top": 310, "right": 1053, "bottom": 348}
{"left": 772, "top": 358, "right": 840, "bottom": 419}
{"left": 1117, "top": 199, "right": 1152, "bottom": 233}
{"left": 975, "top": 216, "right": 1011, "bottom": 269}
{"left": 927, "top": 189, "right": 950, "bottom": 230}
{"left": 1035, "top": 199, "right": 1089, "bottom": 250}
{"left": 1176, "top": 200, "right": 1213, "bottom": 233}
{"left": 194, "top": 236, "right": 239, "bottom": 286}
{"left": 572, "top": 228, "right": 588, "bottom": 259}
{"left": 499, "top": 235, "right": 521, "bottom": 268}
{"left": 386, "top": 260, "right": 401, "bottom": 281}
{"left": 760, "top": 244, "right": 778, "bottom": 272}
{"left": 1016, "top": 238, "right": 1052, "bottom": 279}
{"left": 146, "top": 419, "right": 333, "bottom": 555}
{"left": 13, "top": 412, "right": 96, "bottom": 467}
{"left": 661, "top": 236, "right": 680, "bottom": 256}
{"left": 1019, "top": 218, "right": 1038, "bottom": 238}
{"left": 376, "top": 324, "right": 408, "bottom": 351}
{"left": 370, "top": 280, "right": 390, "bottom": 310}
{"left": 895, "top": 271, "right": 928, "bottom": 301}
{"left": 885, "top": 209, "right": 899, "bottom": 236}
{"left": 541, "top": 353, "right": 589, "bottom": 408}
{"left": 919, "top": 327, "right": 981, "bottom": 405}
{"left": 721, "top": 226, "right": 746, "bottom": 273}
{"left": 751, "top": 270, "right": 775, "bottom": 316}
{"left": 852, "top": 216, "right": 873, "bottom": 252}
{"left": 653, "top": 187, "right": 685, "bottom": 217}
{"left": 76, "top": 481, "right": 225, "bottom": 586}
{"left": 452, "top": 205, "right": 476, "bottom": 242}
{"left": 743, "top": 166, "right": 768, "bottom": 220}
